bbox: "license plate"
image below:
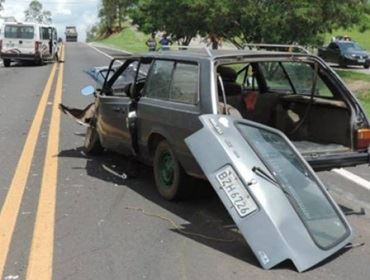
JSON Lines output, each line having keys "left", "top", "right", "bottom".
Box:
{"left": 358, "top": 59, "right": 365, "bottom": 63}
{"left": 216, "top": 165, "right": 258, "bottom": 217}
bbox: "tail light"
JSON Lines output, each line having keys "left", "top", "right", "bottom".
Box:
{"left": 356, "top": 128, "right": 370, "bottom": 149}
{"left": 35, "top": 41, "right": 41, "bottom": 53}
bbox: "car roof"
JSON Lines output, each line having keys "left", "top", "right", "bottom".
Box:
{"left": 138, "top": 49, "right": 310, "bottom": 61}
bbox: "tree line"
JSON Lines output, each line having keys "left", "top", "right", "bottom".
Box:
{"left": 90, "top": 0, "right": 370, "bottom": 47}
{"left": 0, "top": 0, "right": 52, "bottom": 24}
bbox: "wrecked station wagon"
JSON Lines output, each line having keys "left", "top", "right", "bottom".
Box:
{"left": 78, "top": 48, "right": 370, "bottom": 272}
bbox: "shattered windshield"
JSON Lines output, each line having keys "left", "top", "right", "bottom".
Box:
{"left": 237, "top": 123, "right": 349, "bottom": 249}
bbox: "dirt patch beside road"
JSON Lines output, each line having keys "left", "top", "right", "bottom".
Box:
{"left": 347, "top": 80, "right": 370, "bottom": 96}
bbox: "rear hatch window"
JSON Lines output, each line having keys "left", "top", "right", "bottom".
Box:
{"left": 237, "top": 123, "right": 349, "bottom": 249}
{"left": 4, "top": 25, "right": 34, "bottom": 39}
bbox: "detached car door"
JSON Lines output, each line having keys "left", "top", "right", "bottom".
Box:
{"left": 185, "top": 114, "right": 353, "bottom": 272}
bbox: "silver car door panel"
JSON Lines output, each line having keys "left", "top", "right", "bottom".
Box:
{"left": 185, "top": 114, "right": 353, "bottom": 272}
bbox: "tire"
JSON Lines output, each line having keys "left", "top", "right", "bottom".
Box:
{"left": 339, "top": 58, "right": 347, "bottom": 68}
{"left": 84, "top": 122, "right": 103, "bottom": 155}
{"left": 3, "top": 59, "right": 10, "bottom": 67}
{"left": 364, "top": 64, "right": 369, "bottom": 69}
{"left": 35, "top": 58, "right": 43, "bottom": 66}
{"left": 153, "top": 140, "right": 191, "bottom": 200}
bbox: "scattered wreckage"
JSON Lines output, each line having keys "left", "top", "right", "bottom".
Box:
{"left": 60, "top": 47, "right": 370, "bottom": 272}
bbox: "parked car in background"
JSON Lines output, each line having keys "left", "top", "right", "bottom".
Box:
{"left": 318, "top": 40, "right": 370, "bottom": 68}
{"left": 0, "top": 22, "right": 58, "bottom": 67}
{"left": 71, "top": 48, "right": 370, "bottom": 272}
{"left": 65, "top": 26, "right": 78, "bottom": 42}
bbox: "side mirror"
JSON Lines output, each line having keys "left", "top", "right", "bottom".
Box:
{"left": 81, "top": 85, "right": 95, "bottom": 96}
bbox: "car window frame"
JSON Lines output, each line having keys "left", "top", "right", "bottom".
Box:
{"left": 103, "top": 57, "right": 141, "bottom": 96}
{"left": 40, "top": 27, "right": 51, "bottom": 40}
{"left": 142, "top": 58, "right": 200, "bottom": 106}
{"left": 169, "top": 61, "right": 200, "bottom": 105}
{"left": 220, "top": 59, "right": 337, "bottom": 99}
{"left": 142, "top": 59, "right": 175, "bottom": 101}
{"left": 328, "top": 43, "right": 339, "bottom": 50}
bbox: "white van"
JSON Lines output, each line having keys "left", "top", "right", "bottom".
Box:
{"left": 0, "top": 22, "right": 58, "bottom": 67}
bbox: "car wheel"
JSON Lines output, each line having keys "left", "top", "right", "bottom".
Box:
{"left": 84, "top": 121, "right": 103, "bottom": 155}
{"left": 153, "top": 140, "right": 190, "bottom": 200}
{"left": 364, "top": 64, "right": 370, "bottom": 69}
{"left": 3, "top": 59, "right": 10, "bottom": 67}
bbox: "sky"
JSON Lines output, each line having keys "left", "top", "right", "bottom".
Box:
{"left": 1, "top": 0, "right": 100, "bottom": 41}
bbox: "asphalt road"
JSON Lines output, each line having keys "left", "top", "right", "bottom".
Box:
{"left": 1, "top": 43, "right": 370, "bottom": 280}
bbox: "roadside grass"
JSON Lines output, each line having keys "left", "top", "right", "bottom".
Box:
{"left": 336, "top": 70, "right": 370, "bottom": 115}
{"left": 355, "top": 90, "right": 370, "bottom": 116}
{"left": 97, "top": 27, "right": 148, "bottom": 53}
{"left": 336, "top": 70, "right": 370, "bottom": 83}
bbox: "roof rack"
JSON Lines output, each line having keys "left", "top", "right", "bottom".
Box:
{"left": 244, "top": 44, "right": 310, "bottom": 54}
{"left": 110, "top": 54, "right": 132, "bottom": 61}
{"left": 156, "top": 45, "right": 215, "bottom": 57}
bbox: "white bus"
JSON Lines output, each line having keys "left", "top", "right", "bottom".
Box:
{"left": 0, "top": 22, "right": 58, "bottom": 67}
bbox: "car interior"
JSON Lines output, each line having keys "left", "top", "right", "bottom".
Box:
{"left": 216, "top": 62, "right": 353, "bottom": 157}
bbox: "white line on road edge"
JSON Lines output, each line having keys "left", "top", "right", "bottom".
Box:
{"left": 86, "top": 43, "right": 128, "bottom": 66}
{"left": 333, "top": 168, "right": 370, "bottom": 191}
{"left": 89, "top": 43, "right": 131, "bottom": 54}
{"left": 87, "top": 43, "right": 114, "bottom": 60}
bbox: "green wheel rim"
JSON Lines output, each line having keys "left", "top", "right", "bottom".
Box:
{"left": 159, "top": 152, "right": 175, "bottom": 188}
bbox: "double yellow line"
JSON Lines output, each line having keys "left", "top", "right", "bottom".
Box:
{"left": 0, "top": 46, "right": 65, "bottom": 280}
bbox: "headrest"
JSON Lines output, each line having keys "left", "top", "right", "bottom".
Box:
{"left": 217, "top": 66, "right": 237, "bottom": 82}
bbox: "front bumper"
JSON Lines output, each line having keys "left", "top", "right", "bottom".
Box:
{"left": 0, "top": 52, "right": 41, "bottom": 61}
{"left": 66, "top": 36, "right": 78, "bottom": 42}
{"left": 343, "top": 56, "right": 370, "bottom": 66}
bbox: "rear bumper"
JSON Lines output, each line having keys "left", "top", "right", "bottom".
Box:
{"left": 0, "top": 52, "right": 40, "bottom": 61}
{"left": 66, "top": 36, "right": 77, "bottom": 42}
{"left": 306, "top": 151, "right": 370, "bottom": 171}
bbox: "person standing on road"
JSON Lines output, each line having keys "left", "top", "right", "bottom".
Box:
{"left": 159, "top": 34, "right": 172, "bottom": 50}
{"left": 146, "top": 33, "right": 157, "bottom": 52}
{"left": 207, "top": 33, "right": 222, "bottom": 50}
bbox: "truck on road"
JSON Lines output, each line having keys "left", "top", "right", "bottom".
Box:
{"left": 65, "top": 26, "right": 78, "bottom": 42}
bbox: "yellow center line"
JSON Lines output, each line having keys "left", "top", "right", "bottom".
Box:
{"left": 0, "top": 61, "right": 58, "bottom": 278}
{"left": 26, "top": 45, "right": 65, "bottom": 280}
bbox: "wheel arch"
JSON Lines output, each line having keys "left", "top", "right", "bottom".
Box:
{"left": 148, "top": 133, "right": 166, "bottom": 158}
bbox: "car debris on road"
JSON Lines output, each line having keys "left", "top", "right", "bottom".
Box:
{"left": 59, "top": 103, "right": 95, "bottom": 127}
